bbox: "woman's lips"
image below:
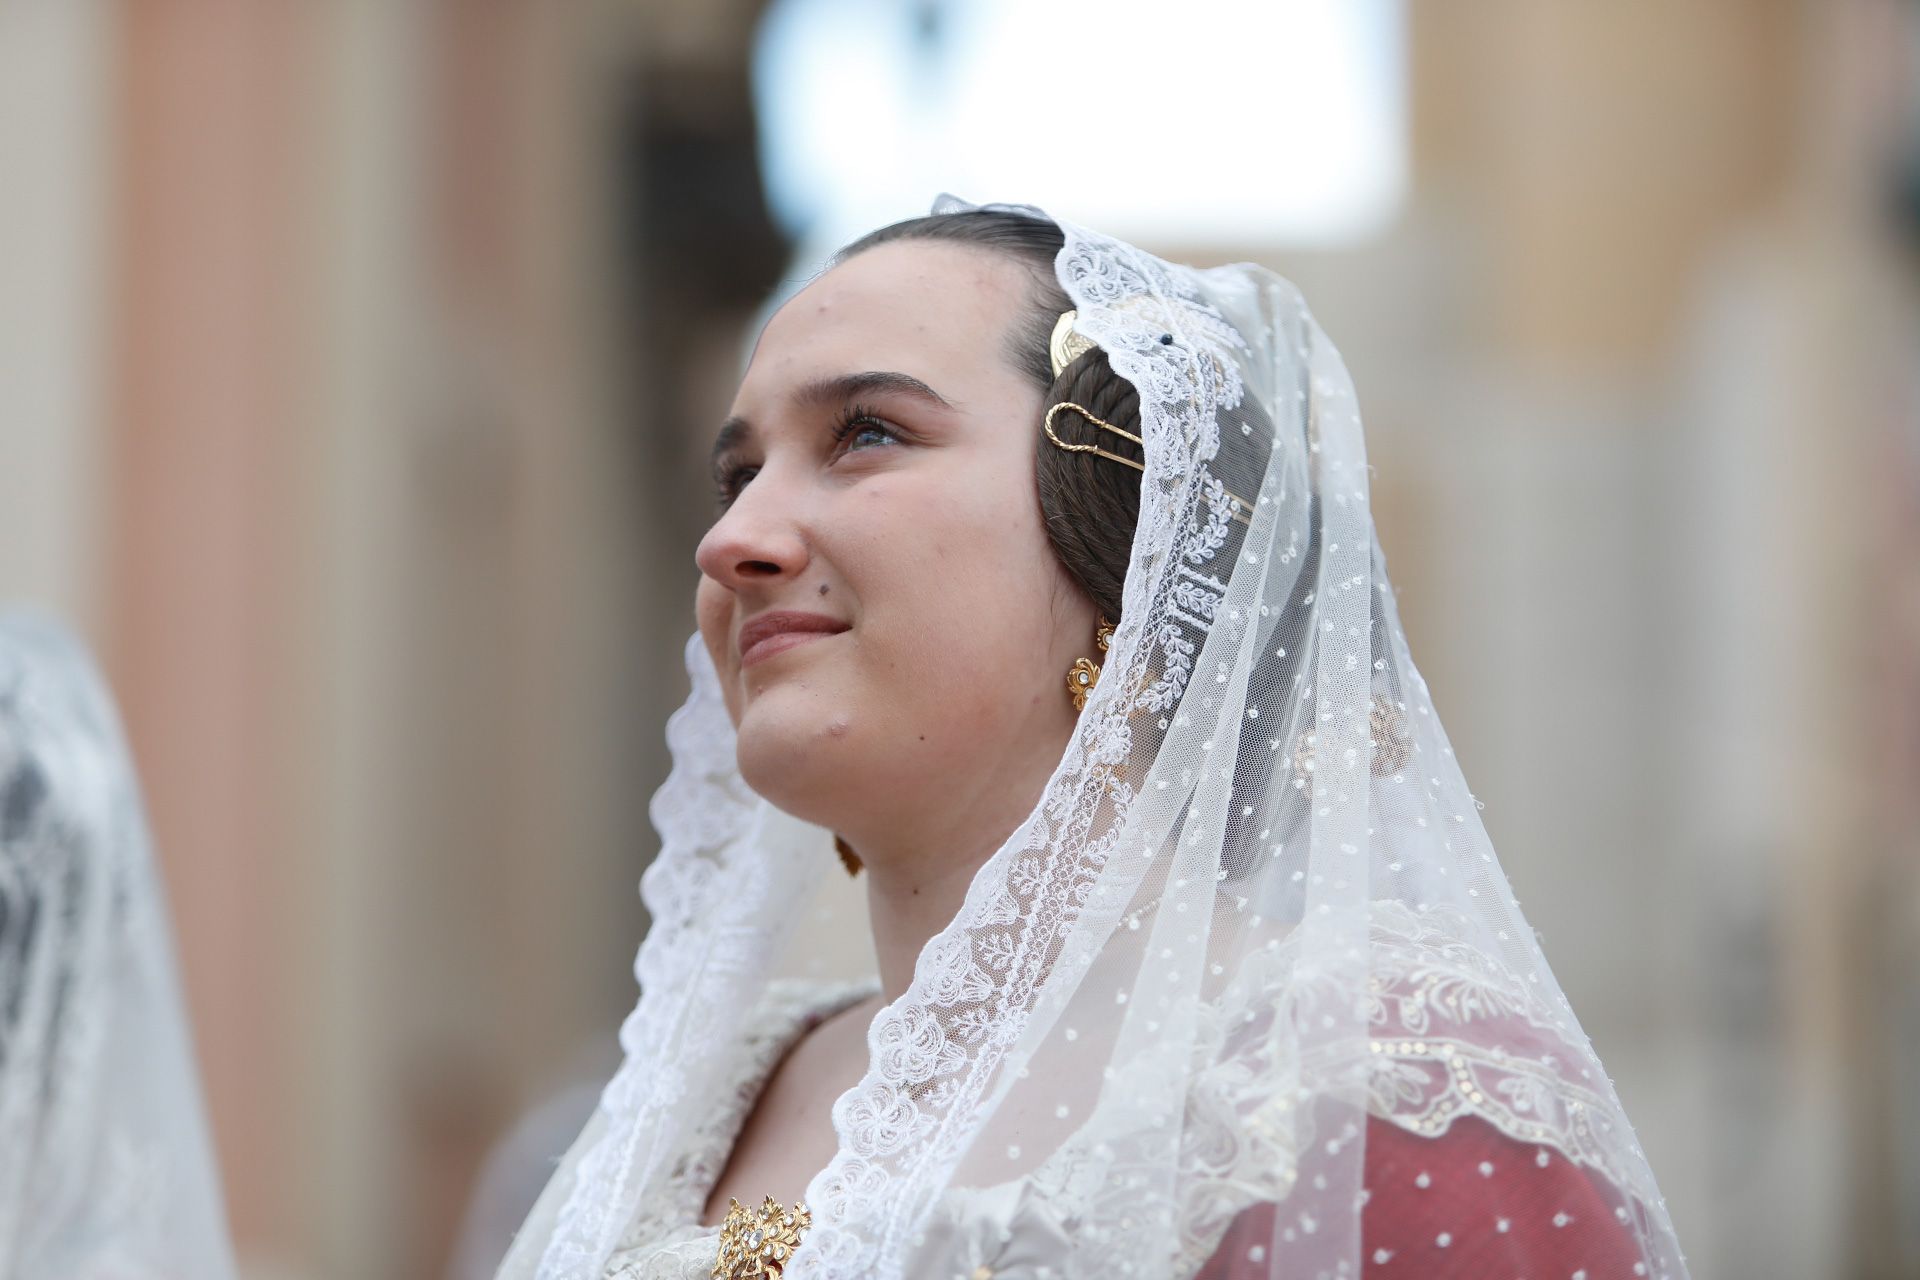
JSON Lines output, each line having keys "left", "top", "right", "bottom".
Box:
{"left": 737, "top": 611, "right": 849, "bottom": 669}
{"left": 741, "top": 630, "right": 835, "bottom": 667}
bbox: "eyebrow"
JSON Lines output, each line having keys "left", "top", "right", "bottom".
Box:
{"left": 710, "top": 370, "right": 956, "bottom": 474}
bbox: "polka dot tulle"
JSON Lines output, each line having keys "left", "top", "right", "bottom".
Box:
{"left": 1197, "top": 1117, "right": 1653, "bottom": 1279}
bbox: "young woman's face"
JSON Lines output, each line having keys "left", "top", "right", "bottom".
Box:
{"left": 694, "top": 241, "right": 1097, "bottom": 847}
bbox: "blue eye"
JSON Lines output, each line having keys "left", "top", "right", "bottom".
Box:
{"left": 831, "top": 404, "right": 899, "bottom": 453}
{"left": 847, "top": 422, "right": 894, "bottom": 449}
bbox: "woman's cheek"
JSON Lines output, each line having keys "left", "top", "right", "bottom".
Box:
{"left": 692, "top": 583, "right": 741, "bottom": 716}
{"left": 916, "top": 626, "right": 1023, "bottom": 733}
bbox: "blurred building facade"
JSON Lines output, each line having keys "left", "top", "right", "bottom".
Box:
{"left": 0, "top": 1, "right": 1914, "bottom": 1276}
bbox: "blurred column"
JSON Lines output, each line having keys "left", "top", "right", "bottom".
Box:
{"left": 104, "top": 2, "right": 318, "bottom": 1268}
{"left": 1388, "top": 5, "right": 1820, "bottom": 1275}
{"left": 293, "top": 1, "right": 657, "bottom": 1274}
{"left": 0, "top": 0, "right": 111, "bottom": 629}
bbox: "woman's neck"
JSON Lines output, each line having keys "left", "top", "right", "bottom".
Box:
{"left": 860, "top": 834, "right": 1001, "bottom": 1005}
{"left": 846, "top": 714, "right": 1074, "bottom": 1006}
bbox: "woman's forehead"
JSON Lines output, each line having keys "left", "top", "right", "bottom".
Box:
{"left": 742, "top": 241, "right": 1033, "bottom": 392}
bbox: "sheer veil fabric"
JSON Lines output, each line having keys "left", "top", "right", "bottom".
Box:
{"left": 0, "top": 611, "right": 238, "bottom": 1280}
{"left": 503, "top": 199, "right": 1687, "bottom": 1279}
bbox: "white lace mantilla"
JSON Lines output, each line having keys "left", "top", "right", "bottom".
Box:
{"left": 0, "top": 611, "right": 239, "bottom": 1278}
{"left": 598, "top": 900, "right": 1662, "bottom": 1280}
{"left": 522, "top": 197, "right": 1687, "bottom": 1280}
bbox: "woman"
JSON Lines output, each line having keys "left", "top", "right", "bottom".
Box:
{"left": 0, "top": 611, "right": 238, "bottom": 1279}
{"left": 499, "top": 198, "right": 1688, "bottom": 1279}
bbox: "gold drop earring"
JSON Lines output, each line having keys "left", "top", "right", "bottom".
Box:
{"left": 834, "top": 834, "right": 863, "bottom": 877}
{"left": 1067, "top": 616, "right": 1114, "bottom": 711}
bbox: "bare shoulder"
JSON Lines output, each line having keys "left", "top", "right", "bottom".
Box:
{"left": 778, "top": 989, "right": 885, "bottom": 1091}
{"left": 700, "top": 989, "right": 884, "bottom": 1225}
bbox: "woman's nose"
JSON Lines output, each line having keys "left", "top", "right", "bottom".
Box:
{"left": 693, "top": 477, "right": 809, "bottom": 589}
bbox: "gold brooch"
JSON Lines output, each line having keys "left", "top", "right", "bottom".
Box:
{"left": 1291, "top": 695, "right": 1412, "bottom": 790}
{"left": 712, "top": 1197, "right": 810, "bottom": 1279}
{"left": 1369, "top": 697, "right": 1412, "bottom": 775}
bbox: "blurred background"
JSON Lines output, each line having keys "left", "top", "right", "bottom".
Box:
{"left": 2, "top": 0, "right": 1916, "bottom": 1276}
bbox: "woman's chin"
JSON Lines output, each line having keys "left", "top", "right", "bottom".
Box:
{"left": 733, "top": 704, "right": 859, "bottom": 824}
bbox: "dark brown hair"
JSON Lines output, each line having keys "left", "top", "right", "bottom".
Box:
{"left": 832, "top": 211, "right": 1142, "bottom": 622}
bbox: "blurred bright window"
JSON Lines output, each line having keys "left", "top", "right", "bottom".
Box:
{"left": 754, "top": 0, "right": 1407, "bottom": 256}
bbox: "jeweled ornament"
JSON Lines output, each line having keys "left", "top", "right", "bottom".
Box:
{"left": 712, "top": 1196, "right": 810, "bottom": 1279}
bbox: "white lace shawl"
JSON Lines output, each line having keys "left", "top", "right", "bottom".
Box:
{"left": 0, "top": 610, "right": 238, "bottom": 1280}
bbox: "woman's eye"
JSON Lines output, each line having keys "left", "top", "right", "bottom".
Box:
{"left": 831, "top": 408, "right": 900, "bottom": 456}
{"left": 715, "top": 464, "right": 758, "bottom": 507}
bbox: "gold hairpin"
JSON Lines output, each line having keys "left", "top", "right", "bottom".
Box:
{"left": 1043, "top": 402, "right": 1254, "bottom": 527}
{"left": 1044, "top": 401, "right": 1144, "bottom": 468}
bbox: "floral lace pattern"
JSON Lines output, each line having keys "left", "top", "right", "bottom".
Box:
{"left": 600, "top": 978, "right": 878, "bottom": 1278}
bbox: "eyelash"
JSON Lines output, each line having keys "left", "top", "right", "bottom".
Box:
{"left": 713, "top": 404, "right": 900, "bottom": 507}
{"left": 828, "top": 402, "right": 898, "bottom": 453}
